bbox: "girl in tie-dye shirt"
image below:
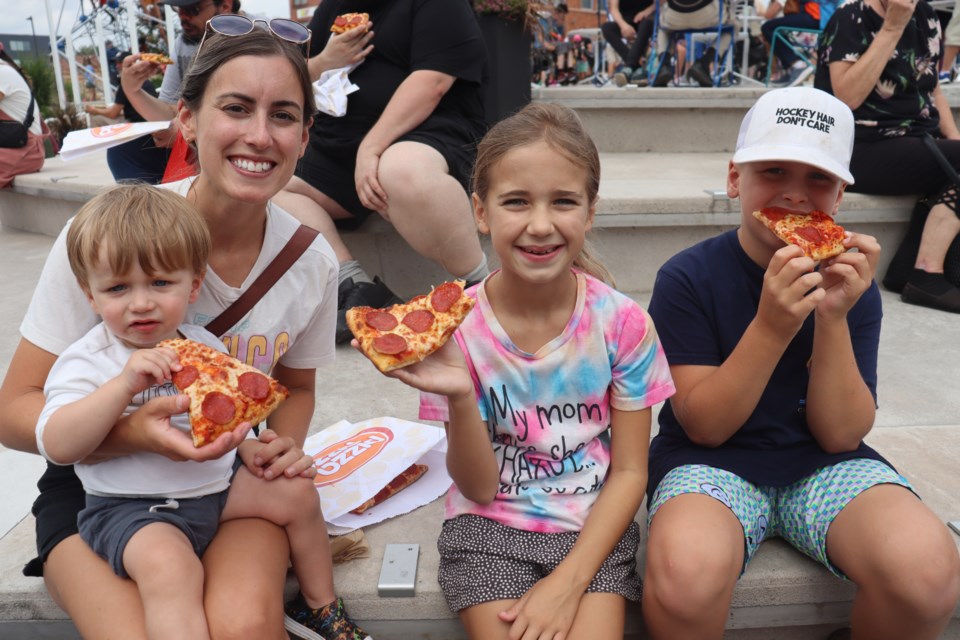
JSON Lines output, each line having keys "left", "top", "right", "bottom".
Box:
{"left": 386, "top": 103, "right": 674, "bottom": 640}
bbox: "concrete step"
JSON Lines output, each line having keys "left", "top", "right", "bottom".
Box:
{"left": 533, "top": 85, "right": 960, "bottom": 153}
{"left": 0, "top": 152, "right": 916, "bottom": 295}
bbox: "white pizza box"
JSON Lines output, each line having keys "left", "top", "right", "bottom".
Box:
{"left": 304, "top": 417, "right": 452, "bottom": 534}
{"left": 59, "top": 121, "right": 171, "bottom": 161}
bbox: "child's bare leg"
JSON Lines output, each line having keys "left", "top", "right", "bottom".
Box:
{"left": 566, "top": 592, "right": 625, "bottom": 638}
{"left": 221, "top": 467, "right": 336, "bottom": 608}
{"left": 643, "top": 494, "right": 743, "bottom": 640}
{"left": 123, "top": 522, "right": 210, "bottom": 640}
{"left": 827, "top": 484, "right": 960, "bottom": 640}
{"left": 459, "top": 599, "right": 514, "bottom": 639}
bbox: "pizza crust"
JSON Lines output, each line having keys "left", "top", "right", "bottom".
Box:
{"left": 140, "top": 53, "right": 174, "bottom": 65}
{"left": 349, "top": 463, "right": 428, "bottom": 514}
{"left": 347, "top": 280, "right": 476, "bottom": 373}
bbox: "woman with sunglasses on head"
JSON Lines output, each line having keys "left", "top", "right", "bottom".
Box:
{"left": 277, "top": 0, "right": 491, "bottom": 344}
{"left": 0, "top": 27, "right": 371, "bottom": 640}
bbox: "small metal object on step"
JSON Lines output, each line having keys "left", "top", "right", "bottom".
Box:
{"left": 704, "top": 189, "right": 730, "bottom": 200}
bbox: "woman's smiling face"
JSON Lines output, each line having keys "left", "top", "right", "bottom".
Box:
{"left": 179, "top": 54, "right": 310, "bottom": 206}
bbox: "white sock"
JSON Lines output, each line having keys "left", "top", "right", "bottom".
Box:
{"left": 338, "top": 260, "right": 373, "bottom": 286}
{"left": 461, "top": 254, "right": 490, "bottom": 285}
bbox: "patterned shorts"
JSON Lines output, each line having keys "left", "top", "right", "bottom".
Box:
{"left": 437, "top": 514, "right": 643, "bottom": 612}
{"left": 648, "top": 459, "right": 914, "bottom": 578}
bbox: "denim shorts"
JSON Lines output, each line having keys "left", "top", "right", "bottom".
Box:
{"left": 648, "top": 459, "right": 914, "bottom": 578}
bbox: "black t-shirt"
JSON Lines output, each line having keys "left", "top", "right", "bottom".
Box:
{"left": 114, "top": 80, "right": 157, "bottom": 123}
{"left": 306, "top": 0, "right": 487, "bottom": 154}
{"left": 815, "top": 0, "right": 941, "bottom": 141}
{"left": 616, "top": 0, "right": 653, "bottom": 22}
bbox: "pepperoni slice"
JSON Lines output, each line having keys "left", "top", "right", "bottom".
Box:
{"left": 238, "top": 371, "right": 269, "bottom": 400}
{"left": 431, "top": 282, "right": 463, "bottom": 312}
{"left": 333, "top": 16, "right": 347, "bottom": 26}
{"left": 373, "top": 333, "right": 408, "bottom": 355}
{"left": 795, "top": 225, "right": 824, "bottom": 244}
{"left": 402, "top": 309, "right": 435, "bottom": 333}
{"left": 201, "top": 392, "right": 236, "bottom": 426}
{"left": 172, "top": 365, "right": 199, "bottom": 390}
{"left": 348, "top": 15, "right": 363, "bottom": 24}
{"left": 366, "top": 310, "right": 398, "bottom": 331}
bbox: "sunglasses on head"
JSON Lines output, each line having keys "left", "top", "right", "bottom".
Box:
{"left": 196, "top": 14, "right": 312, "bottom": 58}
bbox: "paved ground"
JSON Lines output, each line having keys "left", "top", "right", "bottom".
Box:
{"left": 1, "top": 224, "right": 958, "bottom": 539}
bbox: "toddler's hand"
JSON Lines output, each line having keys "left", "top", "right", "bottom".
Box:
{"left": 239, "top": 429, "right": 316, "bottom": 480}
{"left": 120, "top": 347, "right": 179, "bottom": 396}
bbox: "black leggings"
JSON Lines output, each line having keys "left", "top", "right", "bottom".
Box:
{"left": 849, "top": 135, "right": 960, "bottom": 213}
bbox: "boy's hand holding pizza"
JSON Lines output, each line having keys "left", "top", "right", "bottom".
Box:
{"left": 119, "top": 347, "right": 180, "bottom": 397}
{"left": 757, "top": 245, "right": 825, "bottom": 338}
{"left": 817, "top": 232, "right": 881, "bottom": 321}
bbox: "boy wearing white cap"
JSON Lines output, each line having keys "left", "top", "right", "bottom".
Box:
{"left": 641, "top": 87, "right": 960, "bottom": 639}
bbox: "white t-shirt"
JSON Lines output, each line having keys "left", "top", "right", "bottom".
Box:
{"left": 22, "top": 176, "right": 338, "bottom": 373}
{"left": 0, "top": 62, "right": 42, "bottom": 136}
{"left": 36, "top": 323, "right": 237, "bottom": 498}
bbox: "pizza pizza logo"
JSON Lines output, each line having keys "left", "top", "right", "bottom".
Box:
{"left": 91, "top": 123, "right": 133, "bottom": 138}
{"left": 312, "top": 426, "right": 395, "bottom": 487}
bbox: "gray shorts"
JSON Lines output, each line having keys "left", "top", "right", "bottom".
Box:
{"left": 78, "top": 489, "right": 230, "bottom": 578}
{"left": 437, "top": 514, "right": 642, "bottom": 612}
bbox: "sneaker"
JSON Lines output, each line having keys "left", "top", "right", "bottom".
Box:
{"left": 686, "top": 50, "right": 714, "bottom": 87}
{"left": 613, "top": 66, "right": 633, "bottom": 87}
{"left": 654, "top": 61, "right": 674, "bottom": 87}
{"left": 784, "top": 63, "right": 814, "bottom": 87}
{"left": 940, "top": 69, "right": 953, "bottom": 84}
{"left": 335, "top": 276, "right": 403, "bottom": 344}
{"left": 284, "top": 593, "right": 372, "bottom": 640}
{"left": 629, "top": 67, "right": 649, "bottom": 86}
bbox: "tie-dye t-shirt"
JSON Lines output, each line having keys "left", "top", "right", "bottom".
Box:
{"left": 420, "top": 271, "right": 675, "bottom": 533}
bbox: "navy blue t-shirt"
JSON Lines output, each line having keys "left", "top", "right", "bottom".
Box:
{"left": 647, "top": 230, "right": 888, "bottom": 502}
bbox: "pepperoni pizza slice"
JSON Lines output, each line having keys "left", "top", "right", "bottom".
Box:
{"left": 752, "top": 207, "right": 847, "bottom": 262}
{"left": 159, "top": 338, "right": 289, "bottom": 447}
{"left": 330, "top": 12, "right": 369, "bottom": 34}
{"left": 346, "top": 280, "right": 476, "bottom": 373}
{"left": 349, "top": 463, "right": 429, "bottom": 514}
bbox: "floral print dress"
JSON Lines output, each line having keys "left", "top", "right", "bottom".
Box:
{"left": 814, "top": 0, "right": 941, "bottom": 141}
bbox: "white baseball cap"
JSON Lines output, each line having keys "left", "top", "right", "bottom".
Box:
{"left": 733, "top": 87, "right": 855, "bottom": 185}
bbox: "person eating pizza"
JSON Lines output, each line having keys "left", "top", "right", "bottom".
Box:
{"left": 642, "top": 86, "right": 960, "bottom": 639}
{"left": 35, "top": 184, "right": 370, "bottom": 640}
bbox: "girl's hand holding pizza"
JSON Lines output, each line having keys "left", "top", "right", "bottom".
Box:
{"left": 817, "top": 232, "right": 880, "bottom": 321}
{"left": 366, "top": 338, "right": 474, "bottom": 399}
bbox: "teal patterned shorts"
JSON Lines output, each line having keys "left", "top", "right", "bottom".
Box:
{"left": 648, "top": 459, "right": 914, "bottom": 578}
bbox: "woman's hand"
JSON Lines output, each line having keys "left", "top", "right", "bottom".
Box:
{"left": 237, "top": 428, "right": 317, "bottom": 480}
{"left": 312, "top": 22, "right": 375, "bottom": 76}
{"left": 883, "top": 0, "right": 917, "bottom": 33}
{"left": 355, "top": 145, "right": 389, "bottom": 213}
{"left": 498, "top": 572, "right": 584, "bottom": 640}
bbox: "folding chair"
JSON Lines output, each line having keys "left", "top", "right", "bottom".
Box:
{"left": 650, "top": 0, "right": 737, "bottom": 87}
{"left": 764, "top": 26, "right": 821, "bottom": 86}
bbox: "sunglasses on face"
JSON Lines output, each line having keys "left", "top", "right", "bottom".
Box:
{"left": 166, "top": 1, "right": 212, "bottom": 18}
{"left": 195, "top": 14, "right": 312, "bottom": 58}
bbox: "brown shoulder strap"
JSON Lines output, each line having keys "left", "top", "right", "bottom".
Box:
{"left": 205, "top": 224, "right": 320, "bottom": 337}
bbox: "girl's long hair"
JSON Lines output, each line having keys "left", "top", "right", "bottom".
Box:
{"left": 472, "top": 102, "right": 615, "bottom": 286}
